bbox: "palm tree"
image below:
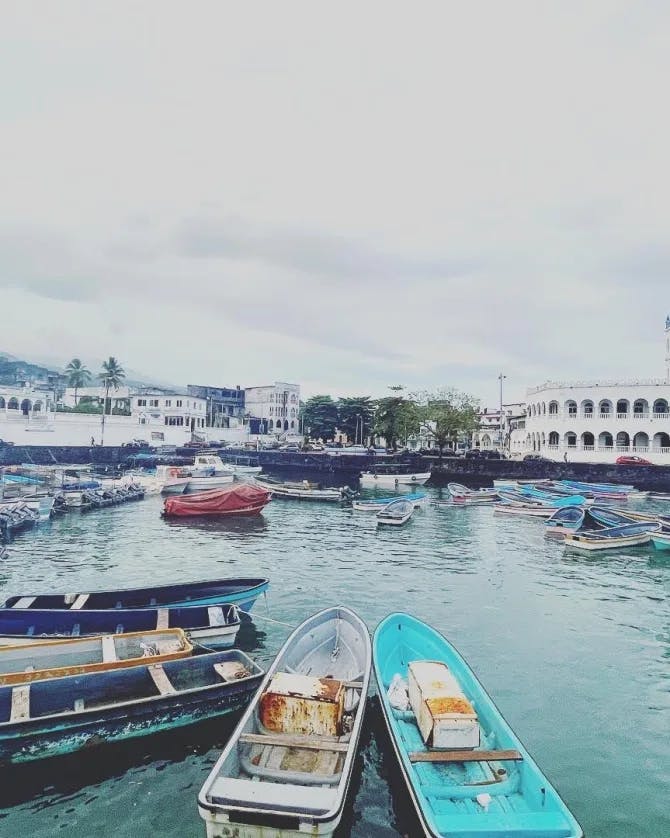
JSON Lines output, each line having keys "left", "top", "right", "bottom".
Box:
{"left": 64, "top": 358, "right": 91, "bottom": 407}
{"left": 98, "top": 357, "right": 126, "bottom": 445}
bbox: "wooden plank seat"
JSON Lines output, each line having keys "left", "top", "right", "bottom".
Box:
{"left": 155, "top": 608, "right": 169, "bottom": 630}
{"left": 148, "top": 663, "right": 176, "bottom": 695}
{"left": 409, "top": 748, "right": 522, "bottom": 763}
{"left": 239, "top": 733, "right": 349, "bottom": 752}
{"left": 101, "top": 635, "right": 117, "bottom": 663}
{"left": 70, "top": 594, "right": 90, "bottom": 610}
{"left": 10, "top": 685, "right": 30, "bottom": 722}
{"left": 208, "top": 776, "right": 337, "bottom": 813}
{"left": 12, "top": 597, "right": 36, "bottom": 609}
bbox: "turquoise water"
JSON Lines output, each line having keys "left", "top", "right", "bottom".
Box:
{"left": 0, "top": 490, "right": 668, "bottom": 837}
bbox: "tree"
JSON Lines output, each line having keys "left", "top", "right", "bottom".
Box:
{"left": 64, "top": 358, "right": 91, "bottom": 406}
{"left": 98, "top": 357, "right": 126, "bottom": 445}
{"left": 337, "top": 396, "right": 374, "bottom": 444}
{"left": 414, "top": 387, "right": 480, "bottom": 458}
{"left": 301, "top": 395, "right": 339, "bottom": 441}
{"left": 373, "top": 386, "right": 420, "bottom": 451}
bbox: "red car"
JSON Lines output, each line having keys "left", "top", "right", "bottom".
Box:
{"left": 616, "top": 455, "right": 652, "bottom": 466}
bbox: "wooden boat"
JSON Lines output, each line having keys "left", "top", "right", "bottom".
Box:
{"left": 198, "top": 607, "right": 371, "bottom": 838}
{"left": 377, "top": 499, "right": 414, "bottom": 526}
{"left": 373, "top": 613, "right": 583, "bottom": 838}
{"left": 254, "top": 478, "right": 346, "bottom": 502}
{"left": 0, "top": 648, "right": 263, "bottom": 764}
{"left": 545, "top": 506, "right": 586, "bottom": 537}
{"left": 0, "top": 603, "right": 241, "bottom": 647}
{"left": 2, "top": 577, "right": 269, "bottom": 613}
{"left": 564, "top": 522, "right": 661, "bottom": 552}
{"left": 163, "top": 484, "right": 271, "bottom": 518}
{"left": 650, "top": 531, "right": 670, "bottom": 550}
{"left": 587, "top": 507, "right": 637, "bottom": 528}
{"left": 360, "top": 471, "right": 431, "bottom": 489}
{"left": 352, "top": 492, "right": 427, "bottom": 512}
{"left": 0, "top": 628, "right": 192, "bottom": 686}
{"left": 447, "top": 483, "right": 499, "bottom": 504}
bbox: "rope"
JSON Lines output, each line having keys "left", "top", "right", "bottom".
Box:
{"left": 250, "top": 612, "right": 298, "bottom": 630}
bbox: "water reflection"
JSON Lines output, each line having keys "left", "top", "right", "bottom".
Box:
{"left": 162, "top": 515, "right": 269, "bottom": 538}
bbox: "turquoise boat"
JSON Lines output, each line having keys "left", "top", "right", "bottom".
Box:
{"left": 373, "top": 614, "right": 582, "bottom": 837}
{"left": 650, "top": 531, "right": 670, "bottom": 551}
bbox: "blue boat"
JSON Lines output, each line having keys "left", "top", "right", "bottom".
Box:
{"left": 0, "top": 648, "right": 264, "bottom": 763}
{"left": 545, "top": 506, "right": 586, "bottom": 535}
{"left": 586, "top": 507, "right": 636, "bottom": 529}
{"left": 2, "top": 577, "right": 269, "bottom": 614}
{"left": 498, "top": 490, "right": 585, "bottom": 509}
{"left": 0, "top": 602, "right": 241, "bottom": 647}
{"left": 352, "top": 492, "right": 427, "bottom": 511}
{"left": 373, "top": 613, "right": 583, "bottom": 837}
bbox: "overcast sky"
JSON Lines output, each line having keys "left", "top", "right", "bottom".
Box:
{"left": 1, "top": 1, "right": 669, "bottom": 405}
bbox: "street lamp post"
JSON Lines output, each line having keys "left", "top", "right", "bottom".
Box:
{"left": 498, "top": 373, "right": 507, "bottom": 451}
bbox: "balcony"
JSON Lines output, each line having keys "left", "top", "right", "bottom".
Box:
{"left": 632, "top": 412, "right": 650, "bottom": 420}
{"left": 616, "top": 412, "right": 628, "bottom": 419}
{"left": 653, "top": 412, "right": 669, "bottom": 420}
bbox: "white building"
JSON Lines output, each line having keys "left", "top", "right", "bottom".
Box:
{"left": 131, "top": 390, "right": 208, "bottom": 435}
{"left": 62, "top": 385, "right": 130, "bottom": 410}
{"left": 473, "top": 403, "right": 526, "bottom": 451}
{"left": 520, "top": 316, "right": 670, "bottom": 463}
{"left": 244, "top": 382, "right": 300, "bottom": 435}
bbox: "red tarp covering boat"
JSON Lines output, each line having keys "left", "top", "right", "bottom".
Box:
{"left": 163, "top": 484, "right": 271, "bottom": 517}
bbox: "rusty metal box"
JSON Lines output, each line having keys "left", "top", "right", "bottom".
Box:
{"left": 259, "top": 672, "right": 345, "bottom": 736}
{"left": 408, "top": 660, "right": 479, "bottom": 749}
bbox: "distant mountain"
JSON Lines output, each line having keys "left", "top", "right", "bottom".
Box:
{"left": 0, "top": 351, "right": 177, "bottom": 390}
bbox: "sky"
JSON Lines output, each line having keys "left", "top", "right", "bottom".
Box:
{"left": 1, "top": 1, "right": 669, "bottom": 406}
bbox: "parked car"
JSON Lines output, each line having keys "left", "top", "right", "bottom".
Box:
{"left": 523, "top": 453, "right": 551, "bottom": 462}
{"left": 616, "top": 455, "right": 652, "bottom": 466}
{"left": 279, "top": 443, "right": 301, "bottom": 452}
{"left": 464, "top": 449, "right": 481, "bottom": 459}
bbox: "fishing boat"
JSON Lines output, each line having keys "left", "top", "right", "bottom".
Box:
{"left": 198, "top": 607, "right": 371, "bottom": 838}
{"left": 0, "top": 603, "right": 241, "bottom": 647}
{"left": 559, "top": 481, "right": 629, "bottom": 502}
{"left": 447, "top": 484, "right": 499, "bottom": 504}
{"left": 494, "top": 502, "right": 555, "bottom": 519}
{"left": 2, "top": 577, "right": 269, "bottom": 613}
{"left": 157, "top": 466, "right": 192, "bottom": 495}
{"left": 650, "top": 531, "right": 670, "bottom": 550}
{"left": 360, "top": 471, "right": 431, "bottom": 489}
{"left": 352, "top": 492, "right": 427, "bottom": 512}
{"left": 545, "top": 506, "right": 586, "bottom": 537}
{"left": 564, "top": 522, "right": 661, "bottom": 552}
{"left": 0, "top": 628, "right": 192, "bottom": 686}
{"left": 0, "top": 648, "right": 264, "bottom": 764}
{"left": 373, "top": 613, "right": 583, "bottom": 838}
{"left": 498, "top": 490, "right": 586, "bottom": 509}
{"left": 587, "top": 507, "right": 637, "bottom": 528}
{"left": 377, "top": 498, "right": 414, "bottom": 526}
{"left": 163, "top": 484, "right": 271, "bottom": 518}
{"left": 254, "top": 477, "right": 348, "bottom": 502}
{"left": 186, "top": 455, "right": 236, "bottom": 492}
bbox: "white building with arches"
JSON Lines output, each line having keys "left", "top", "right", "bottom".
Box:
{"left": 244, "top": 382, "right": 301, "bottom": 435}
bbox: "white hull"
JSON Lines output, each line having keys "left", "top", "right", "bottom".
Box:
{"left": 564, "top": 533, "right": 651, "bottom": 551}
{"left": 0, "top": 622, "right": 239, "bottom": 648}
{"left": 160, "top": 480, "right": 189, "bottom": 495}
{"left": 494, "top": 505, "right": 553, "bottom": 518}
{"left": 359, "top": 472, "right": 430, "bottom": 489}
{"left": 185, "top": 475, "right": 235, "bottom": 492}
{"left": 377, "top": 513, "right": 413, "bottom": 526}
{"left": 63, "top": 492, "right": 84, "bottom": 507}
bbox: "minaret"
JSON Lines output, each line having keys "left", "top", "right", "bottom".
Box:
{"left": 666, "top": 315, "right": 670, "bottom": 382}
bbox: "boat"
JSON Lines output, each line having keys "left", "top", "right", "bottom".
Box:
{"left": 254, "top": 478, "right": 348, "bottom": 502}
{"left": 377, "top": 498, "right": 414, "bottom": 526}
{"left": 564, "top": 522, "right": 661, "bottom": 552}
{"left": 0, "top": 628, "right": 192, "bottom": 686}
{"left": 0, "top": 603, "right": 241, "bottom": 647}
{"left": 186, "top": 455, "right": 236, "bottom": 492}
{"left": 2, "top": 577, "right": 269, "bottom": 613}
{"left": 352, "top": 492, "right": 427, "bottom": 512}
{"left": 559, "top": 481, "right": 629, "bottom": 502}
{"left": 650, "top": 531, "right": 670, "bottom": 550}
{"left": 0, "top": 501, "right": 39, "bottom": 538}
{"left": 498, "top": 490, "right": 586, "bottom": 509}
{"left": 545, "top": 506, "right": 586, "bottom": 537}
{"left": 157, "top": 466, "right": 192, "bottom": 495}
{"left": 360, "top": 471, "right": 431, "bottom": 489}
{"left": 373, "top": 613, "right": 583, "bottom": 838}
{"left": 586, "top": 507, "right": 637, "bottom": 528}
{"left": 0, "top": 648, "right": 264, "bottom": 764}
{"left": 447, "top": 483, "right": 499, "bottom": 504}
{"left": 163, "top": 484, "right": 271, "bottom": 518}
{"left": 198, "top": 607, "right": 371, "bottom": 838}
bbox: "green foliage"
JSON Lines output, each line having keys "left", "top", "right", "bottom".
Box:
{"left": 373, "top": 386, "right": 420, "bottom": 450}
{"left": 98, "top": 357, "right": 126, "bottom": 415}
{"left": 301, "top": 395, "right": 339, "bottom": 441}
{"left": 414, "top": 387, "right": 480, "bottom": 454}
{"left": 64, "top": 358, "right": 91, "bottom": 405}
{"left": 336, "top": 396, "right": 374, "bottom": 444}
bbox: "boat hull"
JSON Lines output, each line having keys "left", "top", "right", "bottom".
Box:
{"left": 651, "top": 532, "right": 670, "bottom": 550}
{"left": 360, "top": 472, "right": 431, "bottom": 489}
{"left": 564, "top": 533, "right": 651, "bottom": 551}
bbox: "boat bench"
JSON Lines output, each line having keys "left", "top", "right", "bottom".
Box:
{"left": 208, "top": 776, "right": 337, "bottom": 815}
{"left": 431, "top": 811, "right": 574, "bottom": 836}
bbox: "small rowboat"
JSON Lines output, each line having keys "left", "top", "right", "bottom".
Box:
{"left": 0, "top": 603, "right": 241, "bottom": 647}
{"left": 163, "top": 484, "right": 271, "bottom": 518}
{"left": 0, "top": 648, "right": 264, "bottom": 764}
{"left": 494, "top": 502, "right": 555, "bottom": 519}
{"left": 254, "top": 478, "right": 345, "bottom": 502}
{"left": 0, "top": 628, "right": 192, "bottom": 686}
{"left": 377, "top": 499, "right": 414, "bottom": 526}
{"left": 2, "top": 577, "right": 269, "bottom": 613}
{"left": 447, "top": 483, "right": 499, "bottom": 505}
{"left": 650, "top": 531, "right": 670, "bottom": 550}
{"left": 564, "top": 522, "right": 661, "bottom": 552}
{"left": 352, "top": 492, "right": 427, "bottom": 512}
{"left": 373, "top": 613, "right": 583, "bottom": 838}
{"left": 545, "top": 506, "right": 586, "bottom": 537}
{"left": 359, "top": 471, "right": 431, "bottom": 489}
{"left": 198, "top": 607, "right": 371, "bottom": 838}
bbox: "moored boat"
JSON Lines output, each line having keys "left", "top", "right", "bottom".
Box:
{"left": 564, "top": 522, "right": 660, "bottom": 552}
{"left": 2, "top": 577, "right": 269, "bottom": 613}
{"left": 377, "top": 498, "right": 414, "bottom": 526}
{"left": 352, "top": 492, "right": 427, "bottom": 512}
{"left": 360, "top": 471, "right": 431, "bottom": 489}
{"left": 650, "top": 531, "right": 670, "bottom": 550}
{"left": 163, "top": 484, "right": 271, "bottom": 518}
{"left": 0, "top": 628, "right": 192, "bottom": 686}
{"left": 373, "top": 613, "right": 582, "bottom": 838}
{"left": 198, "top": 607, "right": 371, "bottom": 838}
{"left": 0, "top": 648, "right": 263, "bottom": 764}
{"left": 0, "top": 603, "right": 241, "bottom": 647}
{"left": 254, "top": 478, "right": 347, "bottom": 502}
{"left": 545, "top": 506, "right": 586, "bottom": 537}
{"left": 447, "top": 483, "right": 499, "bottom": 504}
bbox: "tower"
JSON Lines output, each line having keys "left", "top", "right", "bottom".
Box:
{"left": 666, "top": 315, "right": 670, "bottom": 382}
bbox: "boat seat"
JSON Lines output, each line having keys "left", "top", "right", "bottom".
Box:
{"left": 431, "top": 811, "right": 574, "bottom": 836}
{"left": 148, "top": 663, "right": 176, "bottom": 695}
{"left": 208, "top": 776, "right": 337, "bottom": 814}
{"left": 155, "top": 608, "right": 169, "bottom": 629}
{"left": 12, "top": 597, "right": 36, "bottom": 609}
{"left": 70, "top": 594, "right": 90, "bottom": 610}
{"left": 208, "top": 606, "right": 227, "bottom": 626}
{"left": 101, "top": 635, "right": 117, "bottom": 663}
{"left": 10, "top": 685, "right": 30, "bottom": 722}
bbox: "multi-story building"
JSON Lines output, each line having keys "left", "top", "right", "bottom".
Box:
{"left": 186, "top": 385, "right": 245, "bottom": 427}
{"left": 520, "top": 316, "right": 670, "bottom": 463}
{"left": 244, "top": 382, "right": 300, "bottom": 435}
{"left": 131, "top": 389, "right": 208, "bottom": 434}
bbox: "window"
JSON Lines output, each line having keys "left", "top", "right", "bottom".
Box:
{"left": 165, "top": 400, "right": 172, "bottom": 407}
{"left": 149, "top": 399, "right": 159, "bottom": 407}
{"left": 137, "top": 399, "right": 147, "bottom": 407}
{"left": 176, "top": 400, "right": 182, "bottom": 407}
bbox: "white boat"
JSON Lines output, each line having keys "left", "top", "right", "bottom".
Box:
{"left": 564, "top": 522, "right": 660, "bottom": 552}
{"left": 359, "top": 471, "right": 431, "bottom": 489}
{"left": 254, "top": 478, "right": 345, "bottom": 502}
{"left": 198, "top": 607, "right": 371, "bottom": 838}
{"left": 376, "top": 498, "right": 414, "bottom": 526}
{"left": 493, "top": 503, "right": 555, "bottom": 518}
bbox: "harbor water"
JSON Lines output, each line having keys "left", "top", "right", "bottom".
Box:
{"left": 0, "top": 489, "right": 668, "bottom": 837}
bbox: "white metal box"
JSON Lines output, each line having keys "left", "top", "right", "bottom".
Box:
{"left": 259, "top": 672, "right": 345, "bottom": 736}
{"left": 408, "top": 660, "right": 479, "bottom": 749}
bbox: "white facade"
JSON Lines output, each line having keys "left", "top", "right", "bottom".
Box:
{"left": 62, "top": 385, "right": 130, "bottom": 409}
{"left": 132, "top": 391, "right": 208, "bottom": 434}
{"left": 0, "top": 385, "right": 53, "bottom": 417}
{"left": 244, "top": 382, "right": 300, "bottom": 434}
{"left": 522, "top": 381, "right": 670, "bottom": 463}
